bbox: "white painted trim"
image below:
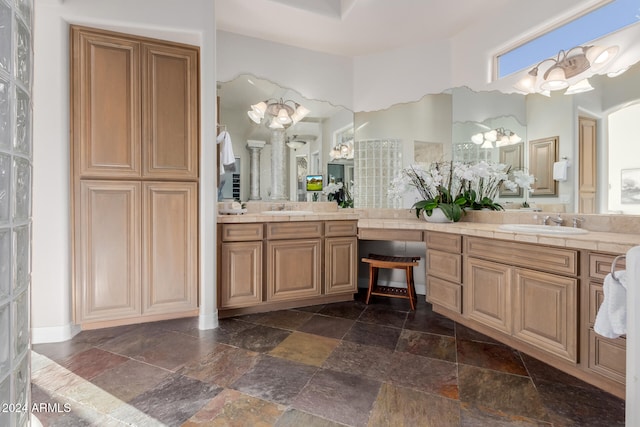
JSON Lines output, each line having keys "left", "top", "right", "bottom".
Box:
{"left": 31, "top": 323, "right": 81, "bottom": 344}
{"left": 198, "top": 309, "right": 219, "bottom": 331}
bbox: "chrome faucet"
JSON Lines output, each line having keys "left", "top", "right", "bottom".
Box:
{"left": 543, "top": 214, "right": 564, "bottom": 226}
{"left": 572, "top": 217, "right": 585, "bottom": 228}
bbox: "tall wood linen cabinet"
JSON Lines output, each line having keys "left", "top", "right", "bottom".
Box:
{"left": 70, "top": 26, "right": 199, "bottom": 329}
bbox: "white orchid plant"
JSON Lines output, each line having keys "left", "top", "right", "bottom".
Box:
{"left": 389, "top": 160, "right": 534, "bottom": 221}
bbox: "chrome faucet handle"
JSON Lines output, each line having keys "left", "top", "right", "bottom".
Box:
{"left": 572, "top": 217, "right": 585, "bottom": 228}
{"left": 542, "top": 215, "right": 550, "bottom": 225}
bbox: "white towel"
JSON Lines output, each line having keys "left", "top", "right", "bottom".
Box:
{"left": 553, "top": 160, "right": 568, "bottom": 181}
{"left": 217, "top": 131, "right": 236, "bottom": 166}
{"left": 594, "top": 270, "right": 628, "bottom": 339}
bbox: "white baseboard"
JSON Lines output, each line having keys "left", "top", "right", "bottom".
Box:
{"left": 31, "top": 323, "right": 81, "bottom": 344}
{"left": 198, "top": 309, "right": 219, "bottom": 330}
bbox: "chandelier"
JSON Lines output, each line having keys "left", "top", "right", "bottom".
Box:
{"left": 471, "top": 128, "right": 522, "bottom": 149}
{"left": 247, "top": 98, "right": 310, "bottom": 129}
{"left": 514, "top": 45, "right": 618, "bottom": 95}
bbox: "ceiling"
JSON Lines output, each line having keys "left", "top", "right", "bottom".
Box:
{"left": 215, "top": 0, "right": 585, "bottom": 57}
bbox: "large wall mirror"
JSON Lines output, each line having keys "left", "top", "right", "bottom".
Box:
{"left": 353, "top": 60, "right": 640, "bottom": 214}
{"left": 217, "top": 74, "right": 353, "bottom": 202}
{"left": 218, "top": 61, "right": 640, "bottom": 215}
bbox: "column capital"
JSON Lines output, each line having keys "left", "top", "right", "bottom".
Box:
{"left": 246, "top": 140, "right": 266, "bottom": 149}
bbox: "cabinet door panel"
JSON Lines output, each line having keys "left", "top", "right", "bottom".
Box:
{"left": 142, "top": 43, "right": 199, "bottom": 179}
{"left": 513, "top": 268, "right": 577, "bottom": 362}
{"left": 325, "top": 237, "right": 357, "bottom": 294}
{"left": 267, "top": 239, "right": 321, "bottom": 301}
{"left": 142, "top": 182, "right": 198, "bottom": 314}
{"left": 72, "top": 27, "right": 141, "bottom": 178}
{"left": 588, "top": 329, "right": 626, "bottom": 384}
{"left": 220, "top": 241, "right": 262, "bottom": 308}
{"left": 464, "top": 257, "right": 512, "bottom": 334}
{"left": 78, "top": 181, "right": 141, "bottom": 322}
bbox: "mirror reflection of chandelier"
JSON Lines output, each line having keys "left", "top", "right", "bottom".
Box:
{"left": 514, "top": 44, "right": 619, "bottom": 95}
{"left": 471, "top": 128, "right": 522, "bottom": 149}
{"left": 247, "top": 98, "right": 310, "bottom": 129}
{"left": 329, "top": 139, "right": 354, "bottom": 160}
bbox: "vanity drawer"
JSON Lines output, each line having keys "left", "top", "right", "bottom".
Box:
{"left": 588, "top": 329, "right": 626, "bottom": 384}
{"left": 589, "top": 253, "right": 625, "bottom": 280}
{"left": 465, "top": 237, "right": 578, "bottom": 276}
{"left": 267, "top": 221, "right": 323, "bottom": 240}
{"left": 427, "top": 249, "right": 462, "bottom": 283}
{"left": 325, "top": 220, "right": 357, "bottom": 237}
{"left": 358, "top": 228, "right": 423, "bottom": 242}
{"left": 427, "top": 276, "right": 461, "bottom": 313}
{"left": 426, "top": 231, "right": 462, "bottom": 253}
{"left": 222, "top": 223, "right": 263, "bottom": 242}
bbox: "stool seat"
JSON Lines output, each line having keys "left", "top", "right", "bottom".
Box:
{"left": 361, "top": 254, "right": 420, "bottom": 310}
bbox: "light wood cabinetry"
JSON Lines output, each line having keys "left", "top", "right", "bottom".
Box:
{"left": 71, "top": 26, "right": 200, "bottom": 328}
{"left": 463, "top": 237, "right": 579, "bottom": 362}
{"left": 219, "top": 224, "right": 263, "bottom": 309}
{"left": 266, "top": 222, "right": 322, "bottom": 301}
{"left": 584, "top": 252, "right": 626, "bottom": 386}
{"left": 464, "top": 257, "right": 512, "bottom": 334}
{"left": 78, "top": 181, "right": 141, "bottom": 322}
{"left": 425, "top": 232, "right": 462, "bottom": 313}
{"left": 325, "top": 221, "right": 358, "bottom": 295}
{"left": 513, "top": 268, "right": 577, "bottom": 362}
{"left": 142, "top": 182, "right": 198, "bottom": 314}
{"left": 218, "top": 220, "right": 358, "bottom": 317}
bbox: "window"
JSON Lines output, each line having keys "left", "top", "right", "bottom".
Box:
{"left": 496, "top": 0, "right": 640, "bottom": 79}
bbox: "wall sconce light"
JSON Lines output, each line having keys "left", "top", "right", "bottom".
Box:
{"left": 514, "top": 44, "right": 618, "bottom": 95}
{"left": 471, "top": 128, "right": 522, "bottom": 148}
{"left": 247, "top": 98, "right": 310, "bottom": 129}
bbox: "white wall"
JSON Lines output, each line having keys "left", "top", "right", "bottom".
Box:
{"left": 608, "top": 103, "right": 640, "bottom": 214}
{"left": 32, "top": 0, "right": 217, "bottom": 342}
{"left": 216, "top": 31, "right": 354, "bottom": 111}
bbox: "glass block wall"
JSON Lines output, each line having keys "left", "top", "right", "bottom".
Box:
{"left": 353, "top": 139, "right": 402, "bottom": 208}
{"left": 0, "top": 0, "right": 33, "bottom": 425}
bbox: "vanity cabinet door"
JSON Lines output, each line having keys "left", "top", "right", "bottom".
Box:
{"left": 513, "top": 268, "right": 578, "bottom": 363}
{"left": 266, "top": 238, "right": 322, "bottom": 301}
{"left": 220, "top": 240, "right": 263, "bottom": 309}
{"left": 464, "top": 257, "right": 512, "bottom": 334}
{"left": 325, "top": 236, "right": 357, "bottom": 295}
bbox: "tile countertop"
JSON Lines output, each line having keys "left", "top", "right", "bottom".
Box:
{"left": 217, "top": 204, "right": 640, "bottom": 253}
{"left": 357, "top": 218, "right": 640, "bottom": 254}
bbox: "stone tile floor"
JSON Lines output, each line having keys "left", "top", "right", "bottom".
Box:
{"left": 31, "top": 292, "right": 625, "bottom": 426}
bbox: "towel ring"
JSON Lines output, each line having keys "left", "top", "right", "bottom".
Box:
{"left": 611, "top": 255, "right": 626, "bottom": 281}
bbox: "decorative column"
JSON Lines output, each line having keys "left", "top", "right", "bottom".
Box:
{"left": 246, "top": 139, "right": 265, "bottom": 200}
{"left": 270, "top": 128, "right": 287, "bottom": 200}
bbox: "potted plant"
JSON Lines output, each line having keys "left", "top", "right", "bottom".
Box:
{"left": 390, "top": 161, "right": 469, "bottom": 222}
{"left": 462, "top": 161, "right": 517, "bottom": 211}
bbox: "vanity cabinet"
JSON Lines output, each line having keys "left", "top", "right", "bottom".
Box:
{"left": 266, "top": 222, "right": 323, "bottom": 301}
{"left": 425, "top": 232, "right": 462, "bottom": 313}
{"left": 217, "top": 220, "right": 358, "bottom": 317}
{"left": 584, "top": 252, "right": 626, "bottom": 385}
{"left": 325, "top": 221, "right": 358, "bottom": 295}
{"left": 463, "top": 237, "right": 579, "bottom": 362}
{"left": 219, "top": 223, "right": 263, "bottom": 309}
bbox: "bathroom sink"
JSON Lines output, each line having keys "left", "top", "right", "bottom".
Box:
{"left": 498, "top": 224, "right": 589, "bottom": 235}
{"left": 261, "top": 210, "right": 315, "bottom": 216}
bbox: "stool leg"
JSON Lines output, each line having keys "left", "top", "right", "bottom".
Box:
{"left": 406, "top": 267, "right": 416, "bottom": 311}
{"left": 366, "top": 265, "right": 378, "bottom": 305}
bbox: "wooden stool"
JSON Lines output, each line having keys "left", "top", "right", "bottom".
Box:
{"left": 361, "top": 254, "right": 420, "bottom": 310}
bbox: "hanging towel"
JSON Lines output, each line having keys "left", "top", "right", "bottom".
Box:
{"left": 553, "top": 160, "right": 568, "bottom": 181}
{"left": 594, "top": 270, "right": 628, "bottom": 339}
{"left": 217, "top": 130, "right": 236, "bottom": 175}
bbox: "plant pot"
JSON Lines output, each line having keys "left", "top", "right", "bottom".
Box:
{"left": 422, "top": 208, "right": 453, "bottom": 223}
